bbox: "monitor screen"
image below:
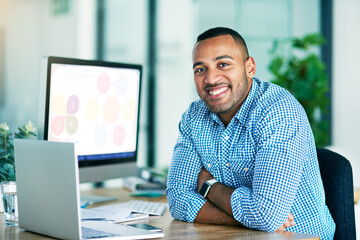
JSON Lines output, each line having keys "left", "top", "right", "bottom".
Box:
{"left": 38, "top": 56, "right": 141, "bottom": 183}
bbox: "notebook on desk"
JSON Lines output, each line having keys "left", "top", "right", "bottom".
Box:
{"left": 14, "top": 139, "right": 164, "bottom": 240}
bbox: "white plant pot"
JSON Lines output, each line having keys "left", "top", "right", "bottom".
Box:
{"left": 0, "top": 188, "right": 3, "bottom": 212}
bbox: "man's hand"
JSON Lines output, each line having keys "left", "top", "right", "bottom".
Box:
{"left": 197, "top": 167, "right": 214, "bottom": 192}
{"left": 276, "top": 213, "right": 295, "bottom": 231}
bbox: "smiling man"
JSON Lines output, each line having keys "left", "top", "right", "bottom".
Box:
{"left": 166, "top": 27, "right": 335, "bottom": 239}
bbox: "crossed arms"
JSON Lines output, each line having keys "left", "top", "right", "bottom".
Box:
{"left": 166, "top": 100, "right": 308, "bottom": 231}
{"left": 195, "top": 168, "right": 295, "bottom": 231}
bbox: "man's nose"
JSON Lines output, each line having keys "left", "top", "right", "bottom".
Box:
{"left": 204, "top": 68, "right": 221, "bottom": 84}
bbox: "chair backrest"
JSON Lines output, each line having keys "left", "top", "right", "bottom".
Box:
{"left": 317, "top": 148, "right": 356, "bottom": 240}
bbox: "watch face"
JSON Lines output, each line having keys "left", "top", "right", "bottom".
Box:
{"left": 199, "top": 182, "right": 210, "bottom": 197}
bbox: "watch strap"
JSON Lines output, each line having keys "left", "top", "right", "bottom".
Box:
{"left": 206, "top": 179, "right": 218, "bottom": 186}
{"left": 199, "top": 178, "right": 218, "bottom": 198}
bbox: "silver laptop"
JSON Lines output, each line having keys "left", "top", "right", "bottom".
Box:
{"left": 14, "top": 139, "right": 164, "bottom": 240}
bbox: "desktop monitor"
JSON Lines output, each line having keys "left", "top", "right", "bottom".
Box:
{"left": 38, "top": 56, "right": 142, "bottom": 184}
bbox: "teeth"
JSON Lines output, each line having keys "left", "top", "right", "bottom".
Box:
{"left": 209, "top": 87, "right": 228, "bottom": 96}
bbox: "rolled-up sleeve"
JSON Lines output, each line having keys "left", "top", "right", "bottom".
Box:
{"left": 166, "top": 107, "right": 207, "bottom": 222}
{"left": 230, "top": 99, "right": 308, "bottom": 231}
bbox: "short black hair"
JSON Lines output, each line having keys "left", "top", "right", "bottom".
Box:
{"left": 196, "top": 27, "right": 249, "bottom": 58}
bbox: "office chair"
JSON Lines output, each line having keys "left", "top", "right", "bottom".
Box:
{"left": 317, "top": 148, "right": 356, "bottom": 240}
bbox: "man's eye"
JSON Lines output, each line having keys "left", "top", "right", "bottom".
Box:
{"left": 195, "top": 68, "right": 205, "bottom": 74}
{"left": 219, "top": 63, "right": 229, "bottom": 67}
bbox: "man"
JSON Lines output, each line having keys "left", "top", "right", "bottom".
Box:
{"left": 166, "top": 27, "right": 335, "bottom": 239}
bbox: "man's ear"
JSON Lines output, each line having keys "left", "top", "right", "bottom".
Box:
{"left": 245, "top": 57, "right": 256, "bottom": 78}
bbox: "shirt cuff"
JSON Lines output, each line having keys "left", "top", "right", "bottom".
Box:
{"left": 231, "top": 187, "right": 248, "bottom": 225}
{"left": 186, "top": 193, "right": 207, "bottom": 222}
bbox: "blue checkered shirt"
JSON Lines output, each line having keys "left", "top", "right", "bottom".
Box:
{"left": 166, "top": 78, "right": 335, "bottom": 240}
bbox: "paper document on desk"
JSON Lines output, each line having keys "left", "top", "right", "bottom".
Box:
{"left": 94, "top": 202, "right": 152, "bottom": 222}
{"left": 81, "top": 207, "right": 132, "bottom": 222}
{"left": 93, "top": 202, "right": 129, "bottom": 211}
{"left": 82, "top": 204, "right": 150, "bottom": 223}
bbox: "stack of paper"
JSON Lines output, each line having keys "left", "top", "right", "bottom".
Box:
{"left": 81, "top": 204, "right": 149, "bottom": 223}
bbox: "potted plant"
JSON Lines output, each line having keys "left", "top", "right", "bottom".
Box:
{"left": 0, "top": 121, "right": 37, "bottom": 211}
{"left": 268, "top": 33, "right": 329, "bottom": 147}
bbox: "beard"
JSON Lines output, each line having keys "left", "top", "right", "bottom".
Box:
{"left": 200, "top": 73, "right": 250, "bottom": 115}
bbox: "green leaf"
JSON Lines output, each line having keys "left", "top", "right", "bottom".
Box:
{"left": 0, "top": 172, "right": 7, "bottom": 181}
{"left": 303, "top": 33, "right": 326, "bottom": 46}
{"left": 28, "top": 132, "right": 37, "bottom": 137}
{"left": 292, "top": 33, "right": 326, "bottom": 50}
{"left": 3, "top": 163, "right": 14, "bottom": 171}
{"left": 7, "top": 168, "right": 15, "bottom": 177}
{"left": 269, "top": 57, "right": 284, "bottom": 75}
{"left": 292, "top": 38, "right": 306, "bottom": 49}
{"left": 1, "top": 153, "right": 12, "bottom": 160}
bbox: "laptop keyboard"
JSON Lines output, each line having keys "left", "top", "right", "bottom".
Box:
{"left": 82, "top": 227, "right": 115, "bottom": 239}
{"left": 126, "top": 200, "right": 167, "bottom": 216}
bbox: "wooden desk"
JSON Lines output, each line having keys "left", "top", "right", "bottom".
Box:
{"left": 0, "top": 187, "right": 320, "bottom": 240}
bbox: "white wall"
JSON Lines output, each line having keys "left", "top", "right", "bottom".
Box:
{"left": 0, "top": 0, "right": 95, "bottom": 130}
{"left": 0, "top": 0, "right": 42, "bottom": 129}
{"left": 155, "top": 0, "right": 196, "bottom": 170}
{"left": 332, "top": 0, "right": 360, "bottom": 189}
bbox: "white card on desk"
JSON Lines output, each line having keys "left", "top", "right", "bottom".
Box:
{"left": 84, "top": 204, "right": 150, "bottom": 223}
{"left": 120, "top": 213, "right": 149, "bottom": 223}
{"left": 81, "top": 208, "right": 132, "bottom": 222}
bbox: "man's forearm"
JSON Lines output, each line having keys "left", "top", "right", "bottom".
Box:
{"left": 196, "top": 168, "right": 295, "bottom": 231}
{"left": 206, "top": 182, "right": 235, "bottom": 217}
{"left": 196, "top": 168, "right": 237, "bottom": 221}
{"left": 194, "top": 200, "right": 242, "bottom": 226}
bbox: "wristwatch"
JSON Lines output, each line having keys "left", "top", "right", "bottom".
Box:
{"left": 199, "top": 179, "right": 218, "bottom": 198}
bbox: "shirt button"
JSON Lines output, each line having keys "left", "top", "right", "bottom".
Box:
{"left": 244, "top": 167, "right": 249, "bottom": 172}
{"left": 207, "top": 163, "right": 211, "bottom": 168}
{"left": 224, "top": 136, "right": 230, "bottom": 140}
{"left": 226, "top": 163, "right": 230, "bottom": 167}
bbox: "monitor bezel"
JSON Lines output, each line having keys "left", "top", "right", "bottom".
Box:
{"left": 41, "top": 56, "right": 142, "bottom": 169}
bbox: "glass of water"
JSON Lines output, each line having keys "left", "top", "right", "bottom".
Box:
{"left": 1, "top": 181, "right": 18, "bottom": 226}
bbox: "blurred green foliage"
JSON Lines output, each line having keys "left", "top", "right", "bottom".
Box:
{"left": 0, "top": 121, "right": 37, "bottom": 181}
{"left": 269, "top": 33, "right": 330, "bottom": 147}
